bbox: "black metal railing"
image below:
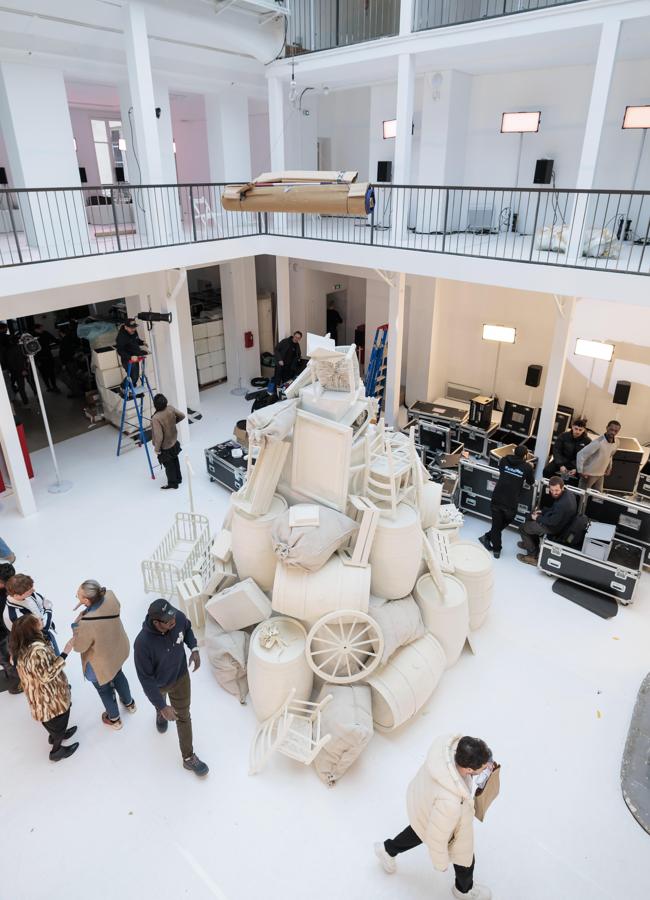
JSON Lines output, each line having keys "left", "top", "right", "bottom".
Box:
{"left": 0, "top": 183, "right": 648, "bottom": 275}
{"left": 413, "top": 0, "right": 588, "bottom": 32}
{"left": 284, "top": 0, "right": 400, "bottom": 55}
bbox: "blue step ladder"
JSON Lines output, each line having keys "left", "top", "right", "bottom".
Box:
{"left": 364, "top": 323, "right": 388, "bottom": 413}
{"left": 116, "top": 355, "right": 156, "bottom": 480}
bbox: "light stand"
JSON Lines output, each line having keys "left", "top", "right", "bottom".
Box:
{"left": 575, "top": 338, "right": 615, "bottom": 417}
{"left": 20, "top": 334, "right": 73, "bottom": 494}
{"left": 483, "top": 324, "right": 516, "bottom": 402}
{"left": 580, "top": 357, "right": 596, "bottom": 418}
{"left": 500, "top": 111, "right": 541, "bottom": 233}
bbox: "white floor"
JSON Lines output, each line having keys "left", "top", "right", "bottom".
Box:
{"left": 1, "top": 381, "right": 649, "bottom": 900}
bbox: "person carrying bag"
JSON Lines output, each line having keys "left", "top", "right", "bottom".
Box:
{"left": 151, "top": 393, "right": 185, "bottom": 490}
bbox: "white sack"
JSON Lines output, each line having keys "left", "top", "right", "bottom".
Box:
{"left": 369, "top": 594, "right": 425, "bottom": 666}
{"left": 204, "top": 616, "right": 250, "bottom": 702}
{"left": 313, "top": 684, "right": 373, "bottom": 786}
{"left": 271, "top": 504, "right": 358, "bottom": 572}
{"left": 247, "top": 397, "right": 299, "bottom": 445}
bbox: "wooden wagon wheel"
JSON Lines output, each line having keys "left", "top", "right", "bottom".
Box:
{"left": 305, "top": 610, "right": 384, "bottom": 685}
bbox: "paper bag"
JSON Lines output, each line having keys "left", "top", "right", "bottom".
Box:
{"left": 474, "top": 764, "right": 500, "bottom": 822}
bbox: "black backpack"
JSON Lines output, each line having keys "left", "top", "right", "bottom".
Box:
{"left": 559, "top": 514, "right": 589, "bottom": 548}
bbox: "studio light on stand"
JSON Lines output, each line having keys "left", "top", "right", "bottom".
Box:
{"left": 19, "top": 334, "right": 73, "bottom": 494}
{"left": 482, "top": 324, "right": 516, "bottom": 401}
{"left": 621, "top": 106, "right": 650, "bottom": 243}
{"left": 137, "top": 307, "right": 172, "bottom": 394}
{"left": 575, "top": 337, "right": 615, "bottom": 417}
{"left": 500, "top": 111, "right": 541, "bottom": 232}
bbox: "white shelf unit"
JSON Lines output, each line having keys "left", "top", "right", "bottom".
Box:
{"left": 193, "top": 315, "right": 227, "bottom": 387}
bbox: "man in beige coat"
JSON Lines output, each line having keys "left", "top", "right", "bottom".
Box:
{"left": 151, "top": 393, "right": 185, "bottom": 490}
{"left": 375, "top": 734, "right": 493, "bottom": 899}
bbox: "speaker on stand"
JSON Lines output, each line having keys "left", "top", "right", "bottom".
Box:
{"left": 374, "top": 160, "right": 392, "bottom": 230}
{"left": 525, "top": 364, "right": 542, "bottom": 406}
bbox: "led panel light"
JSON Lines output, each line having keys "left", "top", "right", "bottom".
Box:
{"left": 118, "top": 138, "right": 127, "bottom": 151}
{"left": 500, "top": 111, "right": 541, "bottom": 134}
{"left": 622, "top": 105, "right": 650, "bottom": 129}
{"left": 482, "top": 324, "right": 516, "bottom": 344}
{"left": 574, "top": 338, "right": 614, "bottom": 362}
{"left": 383, "top": 119, "right": 397, "bottom": 139}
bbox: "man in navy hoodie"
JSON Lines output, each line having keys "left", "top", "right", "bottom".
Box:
{"left": 134, "top": 599, "right": 208, "bottom": 777}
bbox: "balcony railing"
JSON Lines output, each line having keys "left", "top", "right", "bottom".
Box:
{"left": 413, "top": 0, "right": 589, "bottom": 32}
{"left": 0, "top": 183, "right": 648, "bottom": 276}
{"left": 284, "top": 0, "right": 400, "bottom": 56}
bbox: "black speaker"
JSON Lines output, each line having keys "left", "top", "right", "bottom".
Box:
{"left": 533, "top": 159, "right": 554, "bottom": 185}
{"left": 525, "top": 364, "right": 543, "bottom": 387}
{"left": 0, "top": 167, "right": 7, "bottom": 185}
{"left": 78, "top": 167, "right": 87, "bottom": 184}
{"left": 115, "top": 166, "right": 125, "bottom": 183}
{"left": 377, "top": 160, "right": 392, "bottom": 183}
{"left": 613, "top": 380, "right": 631, "bottom": 405}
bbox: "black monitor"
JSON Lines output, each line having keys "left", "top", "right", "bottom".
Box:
{"left": 115, "top": 166, "right": 125, "bottom": 183}
{"left": 78, "top": 167, "right": 88, "bottom": 184}
{"left": 419, "top": 421, "right": 451, "bottom": 454}
{"left": 532, "top": 407, "right": 572, "bottom": 439}
{"left": 501, "top": 400, "right": 536, "bottom": 437}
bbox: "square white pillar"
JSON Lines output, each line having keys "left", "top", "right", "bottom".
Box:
{"left": 220, "top": 258, "right": 261, "bottom": 389}
{"left": 390, "top": 54, "right": 415, "bottom": 246}
{"left": 267, "top": 76, "right": 286, "bottom": 172}
{"left": 206, "top": 92, "right": 252, "bottom": 183}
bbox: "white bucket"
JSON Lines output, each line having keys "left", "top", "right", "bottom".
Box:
{"left": 448, "top": 540, "right": 493, "bottom": 630}
{"left": 369, "top": 503, "right": 423, "bottom": 600}
{"left": 419, "top": 481, "right": 442, "bottom": 529}
{"left": 367, "top": 633, "right": 446, "bottom": 732}
{"left": 247, "top": 616, "right": 313, "bottom": 722}
{"left": 231, "top": 494, "right": 287, "bottom": 592}
{"left": 272, "top": 553, "right": 370, "bottom": 625}
{"left": 414, "top": 573, "right": 468, "bottom": 668}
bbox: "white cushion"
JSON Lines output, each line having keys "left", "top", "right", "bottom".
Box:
{"left": 313, "top": 684, "right": 373, "bottom": 785}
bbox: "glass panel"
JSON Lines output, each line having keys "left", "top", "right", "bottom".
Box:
{"left": 95, "top": 142, "right": 113, "bottom": 185}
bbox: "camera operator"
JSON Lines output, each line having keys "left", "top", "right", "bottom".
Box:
{"left": 116, "top": 319, "right": 147, "bottom": 387}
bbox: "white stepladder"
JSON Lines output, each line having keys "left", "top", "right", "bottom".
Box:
{"left": 249, "top": 689, "right": 334, "bottom": 775}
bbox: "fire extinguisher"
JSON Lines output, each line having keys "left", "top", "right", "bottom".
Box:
{"left": 244, "top": 331, "right": 254, "bottom": 348}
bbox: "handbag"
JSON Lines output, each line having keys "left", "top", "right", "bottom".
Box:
{"left": 474, "top": 764, "right": 500, "bottom": 822}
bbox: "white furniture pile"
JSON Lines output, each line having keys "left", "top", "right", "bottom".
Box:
{"left": 141, "top": 339, "right": 495, "bottom": 786}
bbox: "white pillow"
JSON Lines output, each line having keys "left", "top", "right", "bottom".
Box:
{"left": 271, "top": 505, "right": 358, "bottom": 572}
{"left": 313, "top": 684, "right": 373, "bottom": 786}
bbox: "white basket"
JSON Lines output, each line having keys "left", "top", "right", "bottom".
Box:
{"left": 141, "top": 512, "right": 211, "bottom": 600}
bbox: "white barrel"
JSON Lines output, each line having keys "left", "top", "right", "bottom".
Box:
{"left": 367, "top": 633, "right": 446, "bottom": 732}
{"left": 369, "top": 503, "right": 423, "bottom": 600}
{"left": 247, "top": 616, "right": 313, "bottom": 721}
{"left": 419, "top": 481, "right": 442, "bottom": 529}
{"left": 272, "top": 554, "right": 370, "bottom": 625}
{"left": 231, "top": 494, "right": 287, "bottom": 592}
{"left": 448, "top": 540, "right": 493, "bottom": 630}
{"left": 414, "top": 573, "right": 469, "bottom": 668}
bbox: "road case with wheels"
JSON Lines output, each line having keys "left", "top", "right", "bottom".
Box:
{"left": 538, "top": 537, "right": 643, "bottom": 604}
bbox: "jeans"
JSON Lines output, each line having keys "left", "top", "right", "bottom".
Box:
{"left": 579, "top": 474, "right": 604, "bottom": 492}
{"left": 519, "top": 518, "right": 553, "bottom": 555}
{"left": 0, "top": 536, "right": 13, "bottom": 559}
{"left": 160, "top": 671, "right": 193, "bottom": 759}
{"left": 42, "top": 707, "right": 71, "bottom": 753}
{"left": 47, "top": 632, "right": 60, "bottom": 656}
{"left": 384, "top": 825, "right": 475, "bottom": 894}
{"left": 94, "top": 669, "right": 133, "bottom": 720}
{"left": 487, "top": 504, "right": 516, "bottom": 553}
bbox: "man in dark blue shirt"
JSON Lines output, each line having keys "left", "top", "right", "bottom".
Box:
{"left": 134, "top": 598, "right": 208, "bottom": 777}
{"left": 479, "top": 446, "right": 535, "bottom": 559}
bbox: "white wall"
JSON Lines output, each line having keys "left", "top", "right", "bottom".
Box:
{"left": 69, "top": 106, "right": 104, "bottom": 185}
{"left": 317, "top": 87, "right": 371, "bottom": 180}
{"left": 597, "top": 59, "right": 650, "bottom": 192}
{"left": 250, "top": 106, "right": 270, "bottom": 177}
{"left": 171, "top": 98, "right": 210, "bottom": 184}
{"left": 368, "top": 82, "right": 397, "bottom": 184}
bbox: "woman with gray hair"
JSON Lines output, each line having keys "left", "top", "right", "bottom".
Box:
{"left": 70, "top": 580, "right": 135, "bottom": 730}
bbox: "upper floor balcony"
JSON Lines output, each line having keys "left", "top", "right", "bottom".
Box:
{"left": 0, "top": 182, "right": 647, "bottom": 280}
{"left": 283, "top": 0, "right": 590, "bottom": 55}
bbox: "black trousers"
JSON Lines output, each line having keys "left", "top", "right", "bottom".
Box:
{"left": 486, "top": 503, "right": 516, "bottom": 552}
{"left": 0, "top": 633, "right": 21, "bottom": 692}
{"left": 519, "top": 518, "right": 552, "bottom": 554}
{"left": 384, "top": 825, "right": 474, "bottom": 894}
{"left": 160, "top": 450, "right": 182, "bottom": 487}
{"left": 37, "top": 358, "right": 57, "bottom": 390}
{"left": 42, "top": 707, "right": 71, "bottom": 753}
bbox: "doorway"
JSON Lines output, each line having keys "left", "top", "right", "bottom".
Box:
{"left": 326, "top": 290, "right": 347, "bottom": 346}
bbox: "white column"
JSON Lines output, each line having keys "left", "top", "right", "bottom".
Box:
{"left": 267, "top": 76, "right": 286, "bottom": 172}
{"left": 0, "top": 62, "right": 86, "bottom": 256}
{"left": 534, "top": 296, "right": 576, "bottom": 479}
{"left": 173, "top": 276, "right": 201, "bottom": 412}
{"left": 123, "top": 2, "right": 162, "bottom": 184}
{"left": 399, "top": 0, "right": 414, "bottom": 36}
{"left": 153, "top": 78, "right": 183, "bottom": 239}
{"left": 206, "top": 91, "right": 252, "bottom": 183}
{"left": 0, "top": 376, "right": 36, "bottom": 516}
{"left": 220, "top": 258, "right": 261, "bottom": 389}
{"left": 568, "top": 21, "right": 621, "bottom": 261}
{"left": 390, "top": 54, "right": 415, "bottom": 245}
{"left": 162, "top": 271, "right": 190, "bottom": 446}
{"left": 385, "top": 272, "right": 406, "bottom": 426}
{"left": 405, "top": 276, "right": 437, "bottom": 406}
{"left": 275, "top": 256, "right": 291, "bottom": 339}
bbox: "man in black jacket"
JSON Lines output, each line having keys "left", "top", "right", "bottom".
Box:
{"left": 517, "top": 476, "right": 577, "bottom": 565}
{"left": 542, "top": 419, "right": 589, "bottom": 479}
{"left": 0, "top": 563, "right": 21, "bottom": 694}
{"left": 116, "top": 319, "right": 147, "bottom": 386}
{"left": 134, "top": 599, "right": 208, "bottom": 777}
{"left": 273, "top": 330, "right": 302, "bottom": 386}
{"left": 479, "top": 445, "right": 534, "bottom": 559}
{"left": 33, "top": 324, "right": 60, "bottom": 393}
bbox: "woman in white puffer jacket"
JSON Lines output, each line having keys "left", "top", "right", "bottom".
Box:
{"left": 375, "top": 733, "right": 493, "bottom": 900}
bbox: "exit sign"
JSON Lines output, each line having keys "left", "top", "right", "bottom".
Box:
{"left": 334, "top": 283, "right": 342, "bottom": 290}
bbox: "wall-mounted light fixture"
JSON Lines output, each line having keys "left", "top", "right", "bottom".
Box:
{"left": 383, "top": 119, "right": 397, "bottom": 140}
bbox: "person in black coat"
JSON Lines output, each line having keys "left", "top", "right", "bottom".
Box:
{"left": 32, "top": 324, "right": 60, "bottom": 393}
{"left": 116, "top": 319, "right": 147, "bottom": 386}
{"left": 326, "top": 300, "right": 343, "bottom": 345}
{"left": 0, "top": 562, "right": 21, "bottom": 694}
{"left": 3, "top": 337, "right": 34, "bottom": 406}
{"left": 273, "top": 330, "right": 302, "bottom": 386}
{"left": 479, "top": 445, "right": 534, "bottom": 559}
{"left": 542, "top": 419, "right": 589, "bottom": 479}
{"left": 517, "top": 476, "right": 577, "bottom": 564}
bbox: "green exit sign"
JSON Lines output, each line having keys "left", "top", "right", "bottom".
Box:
{"left": 334, "top": 283, "right": 342, "bottom": 290}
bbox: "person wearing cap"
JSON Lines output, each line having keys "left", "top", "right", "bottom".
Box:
{"left": 133, "top": 599, "right": 208, "bottom": 777}
{"left": 116, "top": 318, "right": 147, "bottom": 387}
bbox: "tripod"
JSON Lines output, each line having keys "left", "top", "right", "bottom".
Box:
{"left": 116, "top": 355, "right": 156, "bottom": 479}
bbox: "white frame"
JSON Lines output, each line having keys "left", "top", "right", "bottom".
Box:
{"left": 291, "top": 410, "right": 352, "bottom": 511}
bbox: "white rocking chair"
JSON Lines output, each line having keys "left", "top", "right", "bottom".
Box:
{"left": 249, "top": 688, "right": 333, "bottom": 775}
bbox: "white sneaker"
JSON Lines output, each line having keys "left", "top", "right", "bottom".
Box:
{"left": 374, "top": 842, "right": 397, "bottom": 874}
{"left": 452, "top": 884, "right": 491, "bottom": 900}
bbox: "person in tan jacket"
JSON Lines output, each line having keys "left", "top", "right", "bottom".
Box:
{"left": 9, "top": 614, "right": 79, "bottom": 762}
{"left": 151, "top": 393, "right": 185, "bottom": 490}
{"left": 71, "top": 580, "right": 135, "bottom": 731}
{"left": 375, "top": 734, "right": 493, "bottom": 900}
